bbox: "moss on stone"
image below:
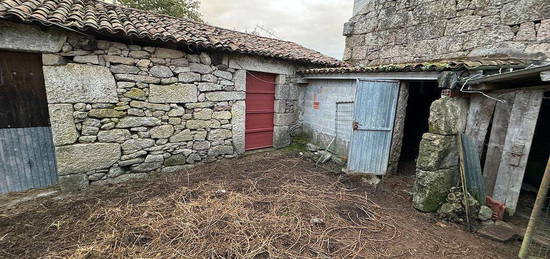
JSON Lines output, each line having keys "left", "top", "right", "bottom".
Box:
{"left": 164, "top": 154, "right": 187, "bottom": 166}
{"left": 123, "top": 88, "right": 147, "bottom": 100}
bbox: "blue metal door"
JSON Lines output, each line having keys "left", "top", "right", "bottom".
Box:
{"left": 347, "top": 80, "right": 400, "bottom": 175}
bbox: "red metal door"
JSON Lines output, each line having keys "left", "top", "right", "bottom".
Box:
{"left": 245, "top": 72, "right": 276, "bottom": 151}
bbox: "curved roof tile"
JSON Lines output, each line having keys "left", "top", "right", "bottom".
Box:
{"left": 0, "top": 0, "right": 343, "bottom": 66}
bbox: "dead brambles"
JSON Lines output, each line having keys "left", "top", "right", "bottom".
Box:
{"left": 0, "top": 152, "right": 517, "bottom": 258}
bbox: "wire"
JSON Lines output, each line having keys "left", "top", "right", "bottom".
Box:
{"left": 460, "top": 74, "right": 506, "bottom": 103}
{"left": 231, "top": 60, "right": 288, "bottom": 84}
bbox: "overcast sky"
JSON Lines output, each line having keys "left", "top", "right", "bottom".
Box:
{"left": 200, "top": 0, "right": 354, "bottom": 60}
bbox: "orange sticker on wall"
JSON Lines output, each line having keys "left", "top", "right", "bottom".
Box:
{"left": 313, "top": 101, "right": 320, "bottom": 109}
{"left": 313, "top": 94, "right": 320, "bottom": 109}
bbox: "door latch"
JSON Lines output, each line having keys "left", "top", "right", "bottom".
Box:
{"left": 352, "top": 121, "right": 359, "bottom": 130}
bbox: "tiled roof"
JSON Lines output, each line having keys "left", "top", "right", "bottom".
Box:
{"left": 0, "top": 0, "right": 343, "bottom": 66}
{"left": 299, "top": 58, "right": 534, "bottom": 74}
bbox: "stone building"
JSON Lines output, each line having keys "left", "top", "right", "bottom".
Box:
{"left": 298, "top": 0, "right": 550, "bottom": 217}
{"left": 0, "top": 0, "right": 340, "bottom": 193}
{"left": 344, "top": 0, "right": 550, "bottom": 65}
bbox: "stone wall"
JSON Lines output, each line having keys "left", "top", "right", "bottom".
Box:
{"left": 344, "top": 0, "right": 550, "bottom": 65}
{"left": 413, "top": 96, "right": 469, "bottom": 212}
{"left": 0, "top": 21, "right": 300, "bottom": 190}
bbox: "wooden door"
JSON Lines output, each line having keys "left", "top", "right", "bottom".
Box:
{"left": 0, "top": 50, "right": 58, "bottom": 194}
{"left": 245, "top": 72, "right": 276, "bottom": 151}
{"left": 347, "top": 80, "right": 400, "bottom": 175}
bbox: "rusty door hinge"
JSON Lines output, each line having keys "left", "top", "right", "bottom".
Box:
{"left": 352, "top": 121, "right": 359, "bottom": 130}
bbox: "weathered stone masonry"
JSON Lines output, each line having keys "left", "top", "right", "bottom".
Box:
{"left": 413, "top": 96, "right": 469, "bottom": 212}
{"left": 344, "top": 0, "right": 550, "bottom": 65}
{"left": 0, "top": 21, "right": 301, "bottom": 190}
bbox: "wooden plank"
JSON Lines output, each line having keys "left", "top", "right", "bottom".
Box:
{"left": 0, "top": 127, "right": 58, "bottom": 194}
{"left": 465, "top": 94, "right": 497, "bottom": 155}
{"left": 484, "top": 92, "right": 516, "bottom": 196}
{"left": 0, "top": 50, "right": 49, "bottom": 128}
{"left": 541, "top": 71, "right": 550, "bottom": 82}
{"left": 492, "top": 90, "right": 544, "bottom": 215}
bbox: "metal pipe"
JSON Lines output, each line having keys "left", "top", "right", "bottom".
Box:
{"left": 519, "top": 156, "right": 550, "bottom": 258}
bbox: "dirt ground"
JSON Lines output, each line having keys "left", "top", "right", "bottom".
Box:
{"left": 0, "top": 151, "right": 519, "bottom": 258}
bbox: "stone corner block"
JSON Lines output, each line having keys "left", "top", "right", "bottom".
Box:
{"left": 233, "top": 69, "right": 246, "bottom": 91}
{"left": 273, "top": 125, "right": 291, "bottom": 149}
{"left": 231, "top": 101, "right": 245, "bottom": 154}
{"left": 56, "top": 143, "right": 121, "bottom": 175}
{"left": 428, "top": 96, "right": 469, "bottom": 135}
{"left": 274, "top": 113, "right": 297, "bottom": 126}
{"left": 48, "top": 104, "right": 78, "bottom": 146}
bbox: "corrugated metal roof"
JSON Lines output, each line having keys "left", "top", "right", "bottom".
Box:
{"left": 299, "top": 58, "right": 536, "bottom": 74}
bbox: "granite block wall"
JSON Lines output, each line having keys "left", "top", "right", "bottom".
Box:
{"left": 344, "top": 0, "right": 550, "bottom": 65}
{"left": 0, "top": 21, "right": 301, "bottom": 190}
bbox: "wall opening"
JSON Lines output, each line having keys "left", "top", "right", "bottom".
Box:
{"left": 513, "top": 91, "right": 550, "bottom": 223}
{"left": 0, "top": 50, "right": 58, "bottom": 194}
{"left": 397, "top": 81, "right": 441, "bottom": 175}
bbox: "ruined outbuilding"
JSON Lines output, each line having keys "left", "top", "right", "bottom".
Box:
{"left": 299, "top": 0, "right": 550, "bottom": 218}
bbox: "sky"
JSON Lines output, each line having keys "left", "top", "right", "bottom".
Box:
{"left": 199, "top": 0, "right": 354, "bottom": 60}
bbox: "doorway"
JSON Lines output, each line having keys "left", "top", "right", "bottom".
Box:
{"left": 0, "top": 50, "right": 58, "bottom": 194}
{"left": 513, "top": 91, "right": 549, "bottom": 220}
{"left": 347, "top": 80, "right": 400, "bottom": 175}
{"left": 397, "top": 81, "right": 441, "bottom": 175}
{"left": 245, "top": 72, "right": 276, "bottom": 151}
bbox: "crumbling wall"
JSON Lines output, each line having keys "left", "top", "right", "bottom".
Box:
{"left": 344, "top": 0, "right": 550, "bottom": 65}
{"left": 413, "top": 96, "right": 469, "bottom": 212}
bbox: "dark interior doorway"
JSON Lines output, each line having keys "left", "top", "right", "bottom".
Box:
{"left": 513, "top": 92, "right": 550, "bottom": 219}
{"left": 397, "top": 81, "right": 441, "bottom": 175}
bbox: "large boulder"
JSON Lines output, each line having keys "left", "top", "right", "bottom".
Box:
{"left": 416, "top": 133, "right": 458, "bottom": 171}
{"left": 428, "top": 97, "right": 468, "bottom": 135}
{"left": 413, "top": 167, "right": 457, "bottom": 212}
{"left": 56, "top": 143, "right": 121, "bottom": 175}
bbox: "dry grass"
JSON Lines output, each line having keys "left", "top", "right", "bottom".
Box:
{"left": 0, "top": 151, "right": 517, "bottom": 258}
